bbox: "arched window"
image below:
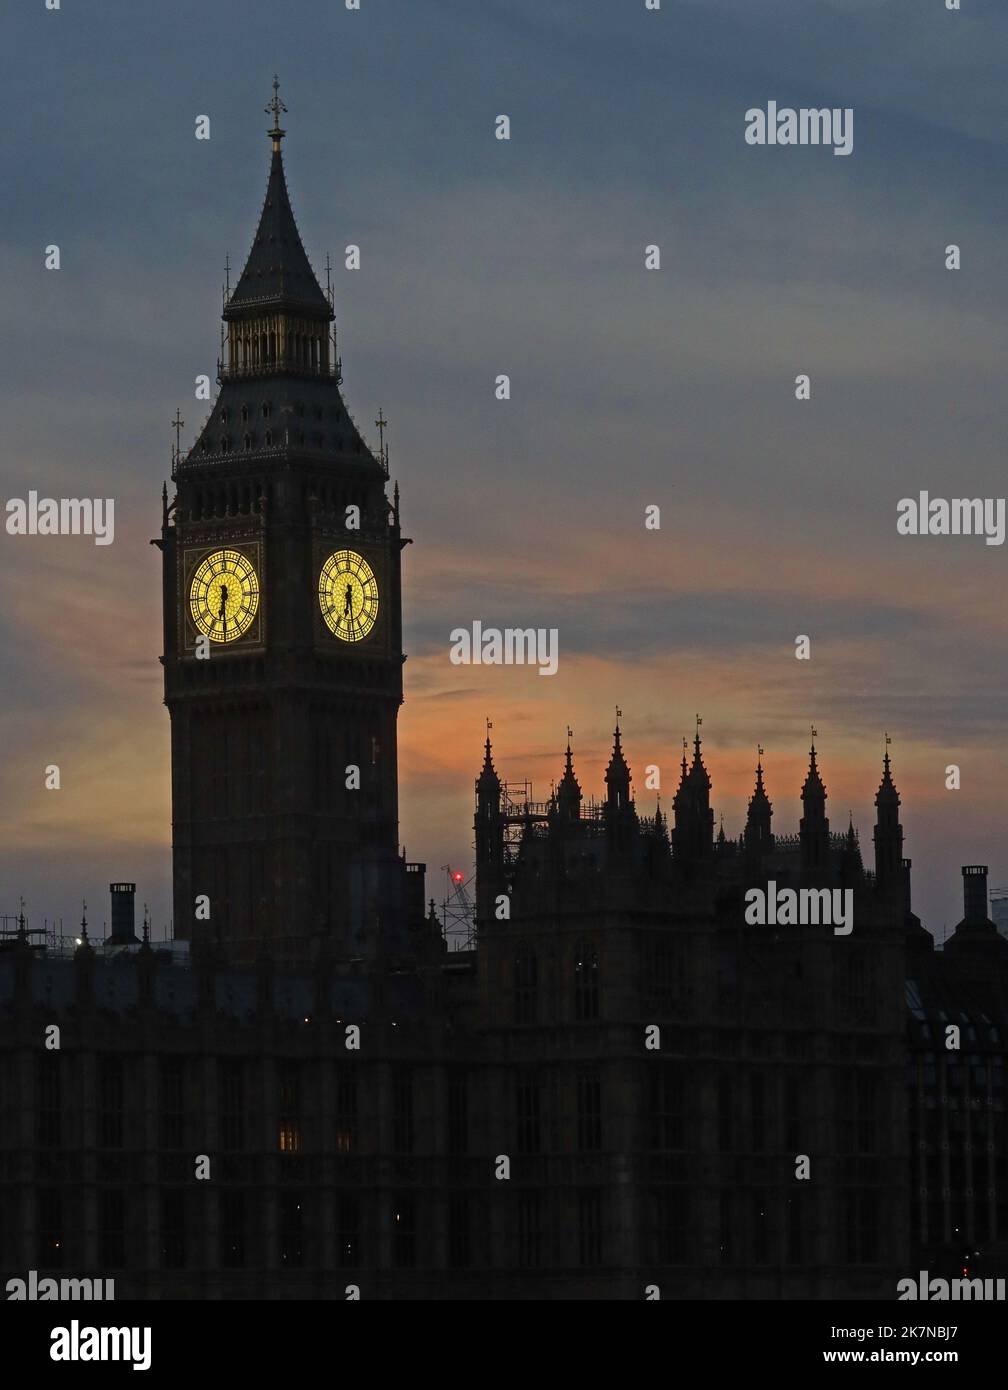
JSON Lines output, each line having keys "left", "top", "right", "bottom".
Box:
{"left": 244, "top": 434, "right": 252, "bottom": 451}
{"left": 265, "top": 430, "right": 272, "bottom": 448}
{"left": 574, "top": 940, "right": 599, "bottom": 1021}
{"left": 240, "top": 405, "right": 248, "bottom": 424}
{"left": 514, "top": 943, "right": 537, "bottom": 1024}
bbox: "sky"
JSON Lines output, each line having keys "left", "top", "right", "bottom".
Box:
{"left": 1, "top": 0, "right": 1006, "bottom": 942}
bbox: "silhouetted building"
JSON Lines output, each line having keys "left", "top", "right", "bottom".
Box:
{"left": 474, "top": 724, "right": 908, "bottom": 1296}
{"left": 906, "top": 865, "right": 1008, "bottom": 1279}
{"left": 1, "top": 91, "right": 1005, "bottom": 1301}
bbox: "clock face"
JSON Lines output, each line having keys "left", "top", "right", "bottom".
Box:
{"left": 189, "top": 549, "right": 260, "bottom": 643}
{"left": 319, "top": 549, "right": 379, "bottom": 642}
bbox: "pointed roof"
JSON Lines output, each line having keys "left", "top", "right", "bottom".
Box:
{"left": 557, "top": 735, "right": 581, "bottom": 802}
{"left": 687, "top": 728, "right": 711, "bottom": 790}
{"left": 802, "top": 738, "right": 826, "bottom": 801}
{"left": 605, "top": 715, "right": 630, "bottom": 784}
{"left": 748, "top": 749, "right": 772, "bottom": 814}
{"left": 225, "top": 86, "right": 332, "bottom": 321}
{"left": 875, "top": 742, "right": 900, "bottom": 809}
{"left": 477, "top": 733, "right": 501, "bottom": 794}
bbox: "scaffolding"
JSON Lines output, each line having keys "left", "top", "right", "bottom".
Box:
{"left": 439, "top": 865, "right": 476, "bottom": 952}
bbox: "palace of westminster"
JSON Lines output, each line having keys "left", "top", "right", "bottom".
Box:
{"left": 2, "top": 89, "right": 1007, "bottom": 1300}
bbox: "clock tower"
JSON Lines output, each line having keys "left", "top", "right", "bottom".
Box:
{"left": 158, "top": 83, "right": 408, "bottom": 965}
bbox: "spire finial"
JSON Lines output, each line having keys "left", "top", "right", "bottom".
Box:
{"left": 171, "top": 408, "right": 184, "bottom": 466}
{"left": 266, "top": 74, "right": 287, "bottom": 149}
{"left": 80, "top": 899, "right": 89, "bottom": 944}
{"left": 481, "top": 717, "right": 494, "bottom": 772}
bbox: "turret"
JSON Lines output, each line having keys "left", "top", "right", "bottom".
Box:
{"left": 799, "top": 732, "right": 829, "bottom": 871}
{"left": 873, "top": 738, "right": 903, "bottom": 888}
{"left": 555, "top": 731, "right": 582, "bottom": 825}
{"left": 604, "top": 713, "right": 631, "bottom": 813}
{"left": 673, "top": 720, "right": 714, "bottom": 864}
{"left": 475, "top": 726, "right": 504, "bottom": 871}
{"left": 744, "top": 747, "right": 773, "bottom": 856}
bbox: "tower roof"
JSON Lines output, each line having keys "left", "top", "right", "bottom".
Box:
{"left": 802, "top": 738, "right": 826, "bottom": 801}
{"left": 556, "top": 731, "right": 582, "bottom": 813}
{"left": 875, "top": 740, "right": 900, "bottom": 809}
{"left": 605, "top": 715, "right": 630, "bottom": 783}
{"left": 747, "top": 749, "right": 772, "bottom": 815}
{"left": 558, "top": 739, "right": 580, "bottom": 791}
{"left": 687, "top": 726, "right": 711, "bottom": 791}
{"left": 224, "top": 82, "right": 332, "bottom": 322}
{"left": 477, "top": 732, "right": 501, "bottom": 794}
{"left": 181, "top": 83, "right": 384, "bottom": 473}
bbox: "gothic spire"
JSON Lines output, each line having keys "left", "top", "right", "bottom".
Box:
{"left": 605, "top": 708, "right": 631, "bottom": 811}
{"left": 686, "top": 715, "right": 711, "bottom": 792}
{"left": 874, "top": 734, "right": 903, "bottom": 887}
{"left": 225, "top": 78, "right": 332, "bottom": 322}
{"left": 476, "top": 722, "right": 501, "bottom": 796}
{"left": 556, "top": 728, "right": 582, "bottom": 821}
{"left": 802, "top": 730, "right": 826, "bottom": 802}
{"left": 875, "top": 734, "right": 900, "bottom": 810}
{"left": 800, "top": 728, "right": 829, "bottom": 869}
{"left": 745, "top": 745, "right": 773, "bottom": 854}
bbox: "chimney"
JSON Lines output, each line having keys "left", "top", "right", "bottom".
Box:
{"left": 962, "top": 865, "right": 988, "bottom": 926}
{"left": 108, "top": 882, "right": 138, "bottom": 945}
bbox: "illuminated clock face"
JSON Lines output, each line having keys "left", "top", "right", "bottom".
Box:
{"left": 319, "top": 549, "right": 379, "bottom": 642}
{"left": 189, "top": 549, "right": 260, "bottom": 643}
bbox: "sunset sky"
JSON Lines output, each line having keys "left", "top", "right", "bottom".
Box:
{"left": 2, "top": 0, "right": 1007, "bottom": 942}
